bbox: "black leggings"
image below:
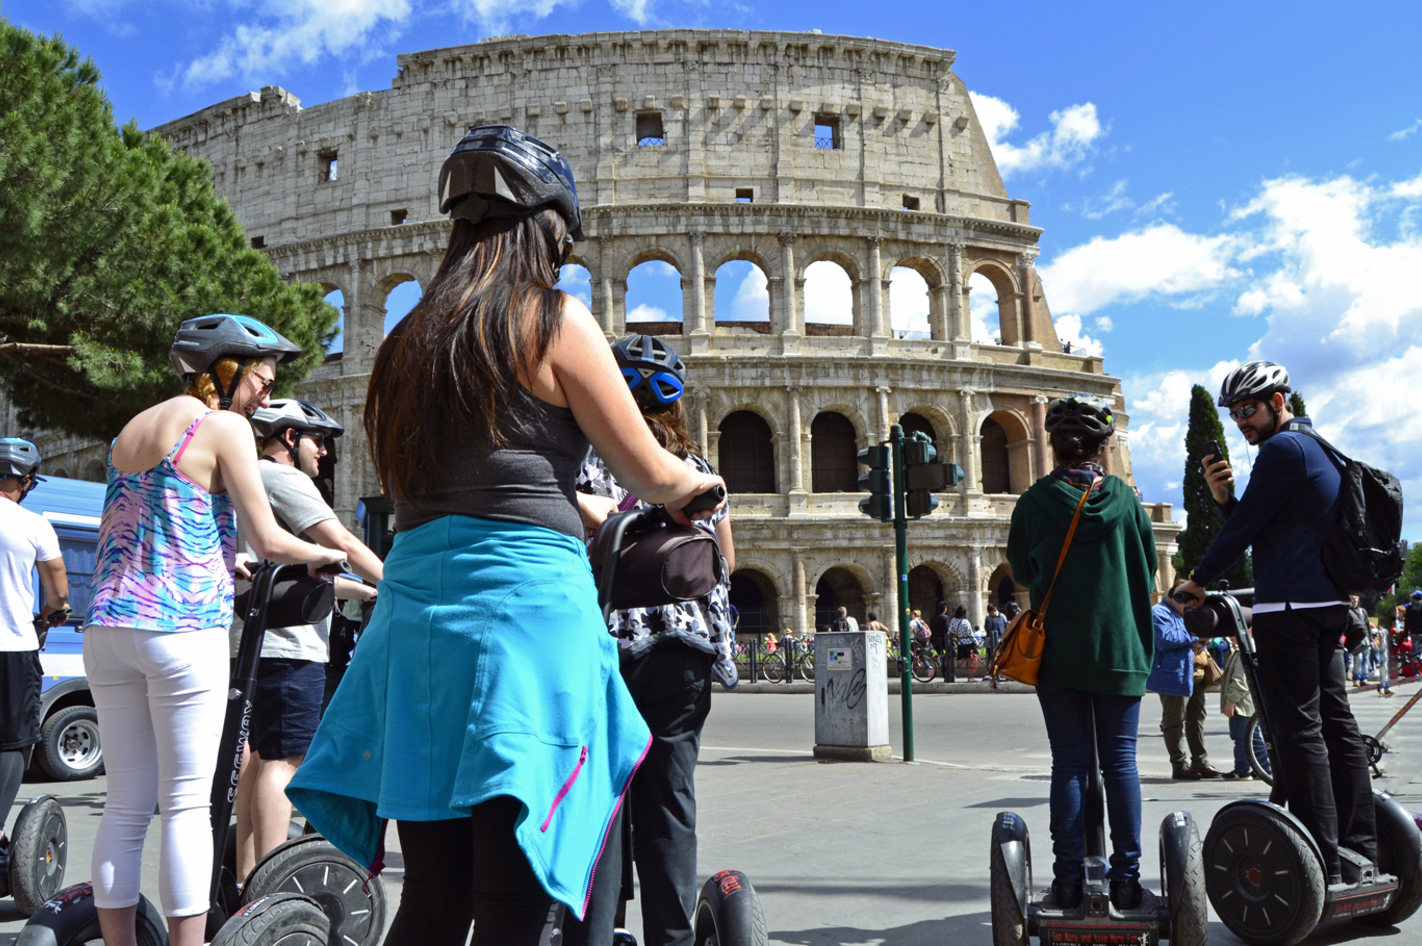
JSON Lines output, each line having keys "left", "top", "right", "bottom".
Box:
{"left": 384, "top": 796, "right": 563, "bottom": 946}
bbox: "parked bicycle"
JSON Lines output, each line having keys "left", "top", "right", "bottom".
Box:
{"left": 763, "top": 635, "right": 814, "bottom": 683}
{"left": 909, "top": 638, "right": 937, "bottom": 683}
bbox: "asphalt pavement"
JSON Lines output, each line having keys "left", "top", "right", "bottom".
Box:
{"left": 2, "top": 681, "right": 1421, "bottom": 946}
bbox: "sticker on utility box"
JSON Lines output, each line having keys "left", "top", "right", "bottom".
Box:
{"left": 826, "top": 648, "right": 851, "bottom": 671}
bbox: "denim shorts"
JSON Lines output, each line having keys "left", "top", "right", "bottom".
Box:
{"left": 251, "top": 657, "right": 326, "bottom": 760}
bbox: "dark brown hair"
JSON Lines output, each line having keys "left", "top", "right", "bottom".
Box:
{"left": 1049, "top": 429, "right": 1110, "bottom": 468}
{"left": 364, "top": 212, "right": 567, "bottom": 503}
{"left": 641, "top": 400, "right": 698, "bottom": 460}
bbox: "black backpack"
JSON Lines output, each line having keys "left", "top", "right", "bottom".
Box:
{"left": 1286, "top": 422, "right": 1405, "bottom": 597}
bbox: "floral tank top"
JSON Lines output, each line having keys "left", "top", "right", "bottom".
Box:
{"left": 86, "top": 413, "right": 238, "bottom": 633}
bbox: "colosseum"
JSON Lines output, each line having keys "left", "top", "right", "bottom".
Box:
{"left": 27, "top": 29, "right": 1181, "bottom": 635}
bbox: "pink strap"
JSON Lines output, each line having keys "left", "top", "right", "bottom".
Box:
{"left": 170, "top": 412, "right": 211, "bottom": 466}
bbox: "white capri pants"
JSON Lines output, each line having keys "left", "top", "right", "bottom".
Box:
{"left": 83, "top": 626, "right": 227, "bottom": 916}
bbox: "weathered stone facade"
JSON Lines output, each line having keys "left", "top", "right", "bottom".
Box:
{"left": 24, "top": 29, "right": 1181, "bottom": 633}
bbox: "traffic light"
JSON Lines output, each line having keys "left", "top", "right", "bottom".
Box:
{"left": 857, "top": 444, "right": 892, "bottom": 521}
{"left": 902, "top": 432, "right": 963, "bottom": 518}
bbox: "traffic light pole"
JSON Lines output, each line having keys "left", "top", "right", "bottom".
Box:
{"left": 889, "top": 424, "right": 914, "bottom": 762}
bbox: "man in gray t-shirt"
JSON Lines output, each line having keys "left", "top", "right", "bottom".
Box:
{"left": 233, "top": 400, "right": 385, "bottom": 881}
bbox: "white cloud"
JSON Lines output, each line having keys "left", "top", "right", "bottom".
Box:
{"left": 969, "top": 92, "right": 1105, "bottom": 180}
{"left": 455, "top": 0, "right": 651, "bottom": 31}
{"left": 889, "top": 267, "right": 930, "bottom": 336}
{"left": 1067, "top": 181, "right": 1175, "bottom": 220}
{"left": 1388, "top": 119, "right": 1422, "bottom": 141}
{"left": 178, "top": 0, "right": 412, "bottom": 90}
{"left": 1094, "top": 316, "right": 1114, "bottom": 332}
{"left": 627, "top": 303, "right": 673, "bottom": 322}
{"left": 557, "top": 263, "right": 591, "bottom": 306}
{"left": 1038, "top": 223, "right": 1239, "bottom": 315}
{"left": 1052, "top": 314, "right": 1104, "bottom": 357}
{"left": 803, "top": 261, "right": 853, "bottom": 324}
{"left": 717, "top": 263, "right": 768, "bottom": 321}
{"left": 967, "top": 271, "right": 1000, "bottom": 343}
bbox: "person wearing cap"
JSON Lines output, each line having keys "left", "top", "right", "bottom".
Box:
{"left": 286, "top": 127, "right": 724, "bottom": 946}
{"left": 82, "top": 316, "right": 345, "bottom": 946}
{"left": 0, "top": 440, "right": 68, "bottom": 886}
{"left": 1176, "top": 360, "right": 1372, "bottom": 886}
{"left": 230, "top": 400, "right": 384, "bottom": 883}
{"left": 1006, "top": 394, "right": 1158, "bottom": 913}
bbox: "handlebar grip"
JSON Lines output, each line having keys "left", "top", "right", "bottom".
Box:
{"left": 316, "top": 561, "right": 352, "bottom": 576}
{"left": 682, "top": 485, "right": 726, "bottom": 515}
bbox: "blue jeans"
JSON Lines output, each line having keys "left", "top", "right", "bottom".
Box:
{"left": 1228, "top": 713, "right": 1251, "bottom": 775}
{"left": 1035, "top": 682, "right": 1143, "bottom": 886}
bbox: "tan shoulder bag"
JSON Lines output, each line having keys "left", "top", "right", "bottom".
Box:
{"left": 990, "top": 483, "right": 1093, "bottom": 688}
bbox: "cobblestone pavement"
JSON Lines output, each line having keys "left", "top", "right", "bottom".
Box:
{"left": 1, "top": 682, "right": 1419, "bottom": 945}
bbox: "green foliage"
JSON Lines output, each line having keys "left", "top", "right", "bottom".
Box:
{"left": 0, "top": 18, "right": 337, "bottom": 439}
{"left": 1289, "top": 391, "right": 1308, "bottom": 418}
{"left": 1177, "top": 384, "right": 1253, "bottom": 588}
{"left": 1374, "top": 543, "right": 1422, "bottom": 626}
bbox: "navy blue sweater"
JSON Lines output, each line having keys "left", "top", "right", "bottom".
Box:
{"left": 1195, "top": 418, "right": 1346, "bottom": 605}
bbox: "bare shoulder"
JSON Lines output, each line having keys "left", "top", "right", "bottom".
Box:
{"left": 552, "top": 291, "right": 603, "bottom": 345}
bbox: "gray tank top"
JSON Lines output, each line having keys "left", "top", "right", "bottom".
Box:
{"left": 394, "top": 387, "right": 589, "bottom": 540}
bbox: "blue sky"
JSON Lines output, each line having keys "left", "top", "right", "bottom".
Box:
{"left": 12, "top": 0, "right": 1422, "bottom": 534}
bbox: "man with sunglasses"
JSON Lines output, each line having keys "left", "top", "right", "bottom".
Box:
{"left": 1177, "top": 360, "right": 1372, "bottom": 887}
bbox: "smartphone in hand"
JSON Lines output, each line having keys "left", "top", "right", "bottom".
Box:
{"left": 1200, "top": 439, "right": 1222, "bottom": 467}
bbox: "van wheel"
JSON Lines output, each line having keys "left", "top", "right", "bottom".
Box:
{"left": 38, "top": 707, "right": 103, "bottom": 781}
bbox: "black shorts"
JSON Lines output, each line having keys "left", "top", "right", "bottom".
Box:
{"left": 956, "top": 643, "right": 974, "bottom": 660}
{"left": 0, "top": 650, "right": 42, "bottom": 750}
{"left": 250, "top": 658, "right": 326, "bottom": 761}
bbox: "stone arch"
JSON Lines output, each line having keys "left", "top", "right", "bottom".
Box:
{"left": 319, "top": 283, "right": 346, "bottom": 354}
{"left": 810, "top": 411, "right": 858, "bottom": 492}
{"left": 51, "top": 468, "right": 70, "bottom": 480}
{"left": 712, "top": 257, "right": 771, "bottom": 324}
{"left": 986, "top": 561, "right": 1026, "bottom": 611}
{"left": 811, "top": 563, "right": 873, "bottom": 630}
{"left": 801, "top": 397, "right": 872, "bottom": 446}
{"left": 730, "top": 567, "right": 781, "bottom": 637}
{"left": 965, "top": 258, "right": 1021, "bottom": 346}
{"left": 801, "top": 258, "right": 855, "bottom": 328}
{"left": 83, "top": 459, "right": 105, "bottom": 483}
{"left": 376, "top": 272, "right": 423, "bottom": 335}
{"left": 906, "top": 563, "right": 946, "bottom": 621}
{"left": 717, "top": 409, "right": 777, "bottom": 493}
{"left": 624, "top": 257, "right": 684, "bottom": 326}
{"left": 981, "top": 408, "right": 1033, "bottom": 494}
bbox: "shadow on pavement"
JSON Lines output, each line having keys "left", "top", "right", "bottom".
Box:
{"left": 754, "top": 881, "right": 985, "bottom": 903}
{"left": 965, "top": 797, "right": 1048, "bottom": 809}
{"left": 771, "top": 910, "right": 991, "bottom": 945}
{"left": 699, "top": 755, "right": 818, "bottom": 767}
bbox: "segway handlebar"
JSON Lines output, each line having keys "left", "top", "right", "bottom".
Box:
{"left": 682, "top": 485, "right": 726, "bottom": 516}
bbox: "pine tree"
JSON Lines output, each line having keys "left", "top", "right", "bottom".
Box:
{"left": 1177, "top": 384, "right": 1252, "bottom": 588}
{"left": 1289, "top": 392, "right": 1307, "bottom": 418}
{"left": 0, "top": 19, "right": 338, "bottom": 439}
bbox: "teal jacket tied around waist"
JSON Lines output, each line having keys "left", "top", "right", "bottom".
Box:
{"left": 286, "top": 515, "right": 653, "bottom": 919}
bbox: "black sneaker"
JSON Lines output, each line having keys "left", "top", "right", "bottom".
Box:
{"left": 1110, "top": 880, "right": 1143, "bottom": 911}
{"left": 1172, "top": 766, "right": 1202, "bottom": 781}
{"left": 612, "top": 931, "right": 638, "bottom": 946}
{"left": 1047, "top": 881, "right": 1082, "bottom": 910}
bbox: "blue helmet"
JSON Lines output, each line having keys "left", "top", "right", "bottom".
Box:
{"left": 611, "top": 335, "right": 685, "bottom": 408}
{"left": 1412, "top": 590, "right": 1421, "bottom": 601}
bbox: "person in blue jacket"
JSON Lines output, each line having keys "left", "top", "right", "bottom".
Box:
{"left": 1146, "top": 582, "right": 1217, "bottom": 780}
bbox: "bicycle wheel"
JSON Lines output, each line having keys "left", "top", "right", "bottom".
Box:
{"left": 797, "top": 650, "right": 814, "bottom": 682}
{"left": 761, "top": 654, "right": 787, "bottom": 683}
{"left": 1246, "top": 712, "right": 1274, "bottom": 785}
{"left": 911, "top": 650, "right": 935, "bottom": 683}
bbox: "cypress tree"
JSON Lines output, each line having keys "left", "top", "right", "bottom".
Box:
{"left": 1177, "top": 384, "right": 1252, "bottom": 588}
{"left": 0, "top": 19, "right": 338, "bottom": 439}
{"left": 1289, "top": 392, "right": 1307, "bottom": 417}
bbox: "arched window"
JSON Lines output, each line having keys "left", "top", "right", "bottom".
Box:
{"left": 810, "top": 412, "right": 858, "bottom": 492}
{"left": 729, "top": 570, "right": 780, "bottom": 637}
{"left": 383, "top": 279, "right": 422, "bottom": 334}
{"left": 997, "top": 576, "right": 1018, "bottom": 607}
{"left": 814, "top": 567, "right": 867, "bottom": 631}
{"left": 626, "top": 260, "right": 683, "bottom": 325}
{"left": 899, "top": 412, "right": 936, "bottom": 443}
{"left": 718, "top": 412, "right": 775, "bottom": 493}
{"left": 84, "top": 460, "right": 106, "bottom": 483}
{"left": 322, "top": 288, "right": 344, "bottom": 354}
{"left": 907, "top": 565, "right": 945, "bottom": 621}
{"left": 980, "top": 418, "right": 1010, "bottom": 494}
{"left": 714, "top": 260, "right": 769, "bottom": 323}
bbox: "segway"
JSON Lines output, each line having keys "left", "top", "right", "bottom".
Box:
{"left": 20, "top": 562, "right": 386, "bottom": 946}
{"left": 1197, "top": 587, "right": 1422, "bottom": 946}
{"left": 989, "top": 702, "right": 1209, "bottom": 946}
{"left": 589, "top": 487, "right": 768, "bottom": 946}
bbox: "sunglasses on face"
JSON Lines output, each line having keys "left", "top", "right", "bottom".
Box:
{"left": 251, "top": 373, "right": 277, "bottom": 396}
{"left": 1228, "top": 402, "right": 1264, "bottom": 421}
{"left": 1171, "top": 592, "right": 1197, "bottom": 604}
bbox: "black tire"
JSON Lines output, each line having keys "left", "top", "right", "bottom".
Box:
{"left": 1160, "top": 812, "right": 1208, "bottom": 946}
{"left": 16, "top": 886, "right": 167, "bottom": 946}
{"left": 797, "top": 654, "right": 814, "bottom": 683}
{"left": 989, "top": 817, "right": 1029, "bottom": 946}
{"left": 1356, "top": 792, "right": 1422, "bottom": 927}
{"left": 211, "top": 893, "right": 330, "bottom": 946}
{"left": 1204, "top": 804, "right": 1324, "bottom": 946}
{"left": 10, "top": 796, "right": 67, "bottom": 917}
{"left": 760, "top": 655, "right": 786, "bottom": 684}
{"left": 1362, "top": 734, "right": 1385, "bottom": 767}
{"left": 910, "top": 651, "right": 935, "bottom": 683}
{"left": 1246, "top": 713, "right": 1275, "bottom": 786}
{"left": 37, "top": 707, "right": 103, "bottom": 781}
{"left": 242, "top": 835, "right": 386, "bottom": 946}
{"left": 693, "top": 870, "right": 767, "bottom": 946}
{"left": 223, "top": 820, "right": 306, "bottom": 887}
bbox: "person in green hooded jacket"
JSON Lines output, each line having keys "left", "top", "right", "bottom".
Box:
{"left": 1007, "top": 394, "right": 1158, "bottom": 912}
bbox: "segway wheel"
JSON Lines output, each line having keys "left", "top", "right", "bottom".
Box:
{"left": 11, "top": 795, "right": 67, "bottom": 917}
{"left": 1204, "top": 804, "right": 1324, "bottom": 946}
{"left": 1356, "top": 792, "right": 1422, "bottom": 927}
{"left": 241, "top": 835, "right": 386, "bottom": 946}
{"left": 211, "top": 893, "right": 330, "bottom": 946}
{"left": 1159, "top": 812, "right": 1207, "bottom": 946}
{"left": 989, "top": 814, "right": 1029, "bottom": 946}
{"left": 1246, "top": 713, "right": 1275, "bottom": 786}
{"left": 16, "top": 885, "right": 167, "bottom": 946}
{"left": 693, "top": 870, "right": 767, "bottom": 946}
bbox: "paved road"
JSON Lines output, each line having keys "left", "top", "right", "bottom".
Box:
{"left": 2, "top": 682, "right": 1420, "bottom": 945}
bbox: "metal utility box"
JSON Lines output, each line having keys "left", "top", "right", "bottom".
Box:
{"left": 812, "top": 631, "right": 891, "bottom": 761}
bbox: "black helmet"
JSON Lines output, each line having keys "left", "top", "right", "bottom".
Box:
{"left": 1218, "top": 361, "right": 1291, "bottom": 408}
{"left": 250, "top": 398, "right": 344, "bottom": 442}
{"left": 1044, "top": 394, "right": 1115, "bottom": 437}
{"left": 170, "top": 314, "right": 302, "bottom": 410}
{"left": 438, "top": 125, "right": 585, "bottom": 243}
{"left": 611, "top": 335, "right": 685, "bottom": 408}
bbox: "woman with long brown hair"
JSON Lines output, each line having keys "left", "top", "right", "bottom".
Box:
{"left": 287, "top": 127, "right": 724, "bottom": 946}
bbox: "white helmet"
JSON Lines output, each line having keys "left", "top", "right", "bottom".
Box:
{"left": 1218, "top": 361, "right": 1291, "bottom": 408}
{"left": 250, "top": 399, "right": 344, "bottom": 442}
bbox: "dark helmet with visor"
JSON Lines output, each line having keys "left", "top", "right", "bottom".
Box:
{"left": 170, "top": 314, "right": 302, "bottom": 410}
{"left": 611, "top": 335, "right": 686, "bottom": 408}
{"left": 438, "top": 125, "right": 585, "bottom": 252}
{"left": 1218, "top": 361, "right": 1291, "bottom": 408}
{"left": 1044, "top": 394, "right": 1116, "bottom": 437}
{"left": 0, "top": 438, "right": 43, "bottom": 500}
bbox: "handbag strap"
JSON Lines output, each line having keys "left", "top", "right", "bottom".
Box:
{"left": 1038, "top": 481, "right": 1094, "bottom": 621}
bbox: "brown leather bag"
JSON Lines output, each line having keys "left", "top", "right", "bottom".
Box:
{"left": 990, "top": 483, "right": 1093, "bottom": 688}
